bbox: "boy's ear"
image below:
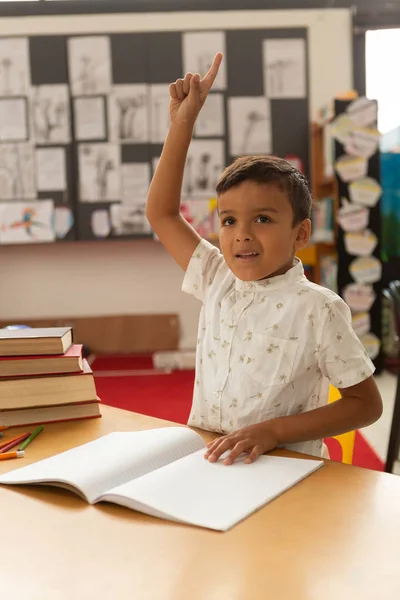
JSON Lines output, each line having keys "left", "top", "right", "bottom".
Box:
{"left": 295, "top": 219, "right": 311, "bottom": 250}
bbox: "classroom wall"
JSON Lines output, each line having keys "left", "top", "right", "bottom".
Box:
{"left": 0, "top": 8, "right": 353, "bottom": 349}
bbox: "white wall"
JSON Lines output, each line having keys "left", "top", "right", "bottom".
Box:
{"left": 0, "top": 8, "right": 353, "bottom": 349}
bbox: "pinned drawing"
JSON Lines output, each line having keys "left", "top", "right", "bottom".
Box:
{"left": 0, "top": 143, "right": 35, "bottom": 201}
{"left": 195, "top": 93, "right": 224, "bottom": 138}
{"left": 182, "top": 140, "right": 224, "bottom": 198}
{"left": 78, "top": 143, "right": 120, "bottom": 202}
{"left": 0, "top": 37, "right": 30, "bottom": 96}
{"left": 149, "top": 85, "right": 170, "bottom": 144}
{"left": 0, "top": 98, "right": 28, "bottom": 142}
{"left": 109, "top": 85, "right": 149, "bottom": 143}
{"left": 183, "top": 32, "right": 227, "bottom": 90}
{"left": 54, "top": 207, "right": 74, "bottom": 239}
{"left": 263, "top": 39, "right": 306, "bottom": 99}
{"left": 31, "top": 85, "right": 70, "bottom": 145}
{"left": 91, "top": 209, "right": 111, "bottom": 238}
{"left": 68, "top": 36, "right": 112, "bottom": 97}
{"left": 110, "top": 203, "right": 151, "bottom": 236}
{"left": 228, "top": 97, "right": 271, "bottom": 156}
{"left": 121, "top": 163, "right": 151, "bottom": 204}
{"left": 74, "top": 96, "right": 106, "bottom": 141}
{"left": 0, "top": 200, "right": 55, "bottom": 244}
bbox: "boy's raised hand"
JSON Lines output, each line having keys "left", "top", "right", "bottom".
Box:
{"left": 169, "top": 52, "right": 223, "bottom": 128}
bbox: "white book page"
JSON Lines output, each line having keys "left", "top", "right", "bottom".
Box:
{"left": 101, "top": 451, "right": 323, "bottom": 531}
{"left": 0, "top": 428, "right": 205, "bottom": 504}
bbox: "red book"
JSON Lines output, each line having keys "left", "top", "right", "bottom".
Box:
{"left": 0, "top": 344, "right": 84, "bottom": 378}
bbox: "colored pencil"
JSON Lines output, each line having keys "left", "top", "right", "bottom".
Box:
{"left": 0, "top": 450, "right": 25, "bottom": 461}
{"left": 0, "top": 426, "right": 7, "bottom": 432}
{"left": 19, "top": 425, "right": 44, "bottom": 451}
{"left": 0, "top": 433, "right": 31, "bottom": 453}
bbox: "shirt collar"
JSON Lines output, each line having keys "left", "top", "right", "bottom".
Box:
{"left": 234, "top": 258, "right": 306, "bottom": 292}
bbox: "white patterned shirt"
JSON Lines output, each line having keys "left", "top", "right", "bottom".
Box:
{"left": 182, "top": 239, "right": 375, "bottom": 457}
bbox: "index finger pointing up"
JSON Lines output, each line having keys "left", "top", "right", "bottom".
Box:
{"left": 201, "top": 52, "right": 223, "bottom": 91}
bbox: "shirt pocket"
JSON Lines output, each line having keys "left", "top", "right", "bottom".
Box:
{"left": 245, "top": 334, "right": 299, "bottom": 388}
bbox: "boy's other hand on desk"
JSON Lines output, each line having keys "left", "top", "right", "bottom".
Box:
{"left": 204, "top": 422, "right": 279, "bottom": 466}
{"left": 169, "top": 52, "right": 223, "bottom": 128}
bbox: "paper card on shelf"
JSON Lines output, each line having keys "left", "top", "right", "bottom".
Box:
{"left": 337, "top": 199, "right": 369, "bottom": 232}
{"left": 348, "top": 177, "right": 382, "bottom": 208}
{"left": 329, "top": 114, "right": 354, "bottom": 146}
{"left": 334, "top": 155, "right": 368, "bottom": 183}
{"left": 344, "top": 229, "right": 378, "bottom": 257}
{"left": 182, "top": 31, "right": 227, "bottom": 91}
{"left": 359, "top": 332, "right": 380, "bottom": 360}
{"left": 346, "top": 98, "right": 377, "bottom": 128}
{"left": 0, "top": 200, "right": 55, "bottom": 244}
{"left": 228, "top": 97, "right": 271, "bottom": 156}
{"left": 349, "top": 256, "right": 382, "bottom": 284}
{"left": 195, "top": 93, "right": 225, "bottom": 138}
{"left": 36, "top": 147, "right": 67, "bottom": 191}
{"left": 351, "top": 312, "right": 371, "bottom": 338}
{"left": 343, "top": 283, "right": 376, "bottom": 312}
{"left": 91, "top": 209, "right": 111, "bottom": 238}
{"left": 345, "top": 127, "right": 380, "bottom": 158}
{"left": 54, "top": 206, "right": 73, "bottom": 239}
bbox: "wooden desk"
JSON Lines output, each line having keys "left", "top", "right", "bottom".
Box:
{"left": 1, "top": 405, "right": 400, "bottom": 600}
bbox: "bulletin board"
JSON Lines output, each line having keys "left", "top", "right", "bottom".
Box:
{"left": 0, "top": 28, "right": 309, "bottom": 245}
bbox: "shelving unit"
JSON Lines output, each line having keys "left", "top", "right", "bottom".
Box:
{"left": 296, "top": 122, "right": 338, "bottom": 286}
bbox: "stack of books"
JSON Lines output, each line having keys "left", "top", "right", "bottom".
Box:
{"left": 0, "top": 327, "right": 101, "bottom": 428}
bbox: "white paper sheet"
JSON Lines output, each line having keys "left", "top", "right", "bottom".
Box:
{"left": 359, "top": 332, "right": 380, "bottom": 360}
{"left": 346, "top": 98, "right": 377, "bottom": 128}
{"left": 0, "top": 37, "right": 30, "bottom": 96}
{"left": 149, "top": 84, "right": 170, "bottom": 144}
{"left": 110, "top": 203, "right": 151, "bottom": 236}
{"left": 91, "top": 209, "right": 111, "bottom": 238}
{"left": 121, "top": 163, "right": 151, "bottom": 204}
{"left": 54, "top": 206, "right": 73, "bottom": 239}
{"left": 0, "top": 143, "right": 36, "bottom": 200}
{"left": 348, "top": 177, "right": 382, "bottom": 208}
{"left": 183, "top": 31, "right": 227, "bottom": 90}
{"left": 195, "top": 93, "right": 224, "bottom": 138}
{"left": 31, "top": 85, "right": 70, "bottom": 145}
{"left": 68, "top": 36, "right": 112, "bottom": 97}
{"left": 263, "top": 39, "right": 306, "bottom": 99}
{"left": 338, "top": 199, "right": 369, "bottom": 232}
{"left": 344, "top": 229, "right": 378, "bottom": 257}
{"left": 74, "top": 96, "right": 106, "bottom": 141}
{"left": 0, "top": 98, "right": 28, "bottom": 141}
{"left": 108, "top": 84, "right": 149, "bottom": 143}
{"left": 78, "top": 143, "right": 120, "bottom": 202}
{"left": 228, "top": 97, "right": 271, "bottom": 156}
{"left": 343, "top": 283, "right": 376, "bottom": 313}
{"left": 352, "top": 312, "right": 371, "bottom": 338}
{"left": 349, "top": 257, "right": 382, "bottom": 284}
{"left": 182, "top": 139, "right": 224, "bottom": 198}
{"left": 0, "top": 200, "right": 55, "bottom": 244}
{"left": 35, "top": 147, "right": 67, "bottom": 192}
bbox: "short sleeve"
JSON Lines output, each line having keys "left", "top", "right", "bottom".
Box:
{"left": 182, "top": 238, "right": 225, "bottom": 301}
{"left": 318, "top": 299, "right": 375, "bottom": 388}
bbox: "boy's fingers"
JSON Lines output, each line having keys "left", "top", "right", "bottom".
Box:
{"left": 183, "top": 72, "right": 192, "bottom": 95}
{"left": 207, "top": 437, "right": 236, "bottom": 462}
{"left": 169, "top": 83, "right": 178, "bottom": 100}
{"left": 224, "top": 440, "right": 250, "bottom": 465}
{"left": 175, "top": 78, "right": 185, "bottom": 101}
{"left": 201, "top": 52, "right": 223, "bottom": 91}
{"left": 244, "top": 445, "right": 262, "bottom": 464}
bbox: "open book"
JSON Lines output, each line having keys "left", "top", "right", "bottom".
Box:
{"left": 0, "top": 427, "right": 323, "bottom": 531}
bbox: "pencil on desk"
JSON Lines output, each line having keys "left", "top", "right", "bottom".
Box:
{"left": 19, "top": 426, "right": 44, "bottom": 451}
{"left": 0, "top": 426, "right": 7, "bottom": 432}
{"left": 0, "top": 451, "right": 25, "bottom": 461}
{"left": 0, "top": 433, "right": 31, "bottom": 453}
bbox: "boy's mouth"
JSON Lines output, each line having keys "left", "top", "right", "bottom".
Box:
{"left": 235, "top": 252, "right": 260, "bottom": 261}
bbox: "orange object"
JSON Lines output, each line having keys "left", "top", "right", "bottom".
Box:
{"left": 0, "top": 426, "right": 7, "bottom": 431}
{"left": 0, "top": 450, "right": 24, "bottom": 461}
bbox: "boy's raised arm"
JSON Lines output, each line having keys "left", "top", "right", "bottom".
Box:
{"left": 146, "top": 53, "right": 223, "bottom": 271}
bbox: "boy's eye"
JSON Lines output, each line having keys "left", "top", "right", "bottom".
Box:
{"left": 256, "top": 215, "right": 271, "bottom": 223}
{"left": 222, "top": 217, "right": 235, "bottom": 226}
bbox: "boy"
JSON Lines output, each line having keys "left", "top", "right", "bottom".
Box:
{"left": 146, "top": 53, "right": 382, "bottom": 466}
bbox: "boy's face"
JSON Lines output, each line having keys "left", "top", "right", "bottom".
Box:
{"left": 218, "top": 180, "right": 311, "bottom": 282}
